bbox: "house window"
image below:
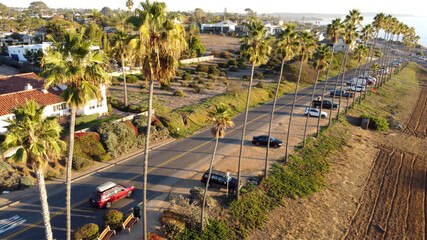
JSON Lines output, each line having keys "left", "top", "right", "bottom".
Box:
{"left": 53, "top": 103, "right": 67, "bottom": 112}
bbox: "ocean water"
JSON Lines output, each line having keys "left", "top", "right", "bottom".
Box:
{"left": 304, "top": 15, "right": 427, "bottom": 48}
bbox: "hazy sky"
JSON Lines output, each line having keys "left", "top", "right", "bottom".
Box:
{"left": 1, "top": 0, "right": 426, "bottom": 17}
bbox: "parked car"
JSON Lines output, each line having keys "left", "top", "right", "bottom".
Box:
{"left": 201, "top": 170, "right": 241, "bottom": 193}
{"left": 304, "top": 108, "right": 327, "bottom": 118}
{"left": 348, "top": 85, "right": 365, "bottom": 92}
{"left": 252, "top": 135, "right": 283, "bottom": 148}
{"left": 89, "top": 182, "right": 134, "bottom": 208}
{"left": 329, "top": 89, "right": 354, "bottom": 98}
{"left": 312, "top": 99, "right": 339, "bottom": 110}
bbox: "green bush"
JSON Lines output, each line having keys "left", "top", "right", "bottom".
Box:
{"left": 45, "top": 170, "right": 58, "bottom": 180}
{"left": 72, "top": 132, "right": 111, "bottom": 164}
{"left": 229, "top": 66, "right": 238, "bottom": 72}
{"left": 360, "top": 114, "right": 389, "bottom": 131}
{"left": 182, "top": 72, "right": 193, "bottom": 81}
{"left": 140, "top": 82, "right": 148, "bottom": 89}
{"left": 177, "top": 220, "right": 234, "bottom": 240}
{"left": 218, "top": 62, "right": 228, "bottom": 68}
{"left": 19, "top": 176, "right": 34, "bottom": 189}
{"left": 242, "top": 75, "right": 250, "bottom": 81}
{"left": 196, "top": 64, "right": 209, "bottom": 73}
{"left": 227, "top": 60, "right": 238, "bottom": 67}
{"left": 96, "top": 121, "right": 142, "bottom": 157}
{"left": 211, "top": 50, "right": 220, "bottom": 57}
{"left": 103, "top": 210, "right": 123, "bottom": 231}
{"left": 180, "top": 81, "right": 189, "bottom": 87}
{"left": 220, "top": 51, "right": 233, "bottom": 59}
{"left": 72, "top": 155, "right": 93, "bottom": 171}
{"left": 0, "top": 171, "right": 20, "bottom": 191}
{"left": 73, "top": 223, "right": 99, "bottom": 240}
{"left": 111, "top": 77, "right": 120, "bottom": 86}
{"left": 256, "top": 81, "right": 265, "bottom": 89}
{"left": 238, "top": 61, "right": 247, "bottom": 69}
{"left": 208, "top": 65, "right": 220, "bottom": 76}
{"left": 229, "top": 193, "right": 276, "bottom": 238}
{"left": 126, "top": 75, "right": 139, "bottom": 83}
{"left": 173, "top": 89, "right": 186, "bottom": 97}
{"left": 76, "top": 114, "right": 98, "bottom": 126}
{"left": 254, "top": 72, "right": 264, "bottom": 79}
{"left": 160, "top": 83, "right": 171, "bottom": 90}
{"left": 0, "top": 161, "right": 13, "bottom": 173}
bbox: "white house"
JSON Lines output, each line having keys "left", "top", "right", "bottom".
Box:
{"left": 8, "top": 42, "right": 53, "bottom": 62}
{"left": 201, "top": 20, "right": 237, "bottom": 34}
{"left": 0, "top": 73, "right": 109, "bottom": 134}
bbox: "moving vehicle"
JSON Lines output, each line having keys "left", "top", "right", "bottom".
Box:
{"left": 348, "top": 85, "right": 366, "bottom": 92}
{"left": 304, "top": 108, "right": 327, "bottom": 118}
{"left": 252, "top": 135, "right": 283, "bottom": 148}
{"left": 329, "top": 89, "right": 354, "bottom": 98}
{"left": 312, "top": 99, "right": 339, "bottom": 110}
{"left": 201, "top": 170, "right": 241, "bottom": 193}
{"left": 89, "top": 182, "right": 135, "bottom": 208}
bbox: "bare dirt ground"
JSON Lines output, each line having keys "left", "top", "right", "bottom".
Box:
{"left": 199, "top": 34, "right": 241, "bottom": 53}
{"left": 404, "top": 79, "right": 427, "bottom": 138}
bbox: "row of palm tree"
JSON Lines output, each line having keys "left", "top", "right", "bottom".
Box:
{"left": 0, "top": 3, "right": 421, "bottom": 239}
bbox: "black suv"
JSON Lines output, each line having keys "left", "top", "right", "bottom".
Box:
{"left": 201, "top": 170, "right": 240, "bottom": 193}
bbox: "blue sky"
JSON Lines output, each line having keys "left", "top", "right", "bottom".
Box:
{"left": 1, "top": 0, "right": 426, "bottom": 17}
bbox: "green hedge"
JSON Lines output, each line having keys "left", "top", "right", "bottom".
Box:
{"left": 175, "top": 220, "right": 234, "bottom": 240}
{"left": 360, "top": 114, "right": 389, "bottom": 131}
{"left": 73, "top": 223, "right": 99, "bottom": 240}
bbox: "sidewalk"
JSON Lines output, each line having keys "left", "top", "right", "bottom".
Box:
{"left": 0, "top": 138, "right": 176, "bottom": 211}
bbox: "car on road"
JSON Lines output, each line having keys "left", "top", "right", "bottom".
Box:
{"left": 304, "top": 108, "right": 327, "bottom": 118}
{"left": 312, "top": 99, "right": 339, "bottom": 110}
{"left": 201, "top": 170, "right": 241, "bottom": 193}
{"left": 329, "top": 89, "right": 354, "bottom": 98}
{"left": 252, "top": 135, "right": 283, "bottom": 148}
{"left": 89, "top": 182, "right": 135, "bottom": 208}
{"left": 348, "top": 85, "right": 365, "bottom": 92}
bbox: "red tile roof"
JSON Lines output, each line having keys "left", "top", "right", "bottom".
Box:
{"left": 0, "top": 73, "right": 46, "bottom": 94}
{"left": 0, "top": 89, "right": 63, "bottom": 116}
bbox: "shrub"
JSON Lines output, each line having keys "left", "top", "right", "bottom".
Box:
{"left": 256, "top": 81, "right": 265, "bottom": 88}
{"left": 196, "top": 64, "right": 209, "bottom": 73}
{"left": 208, "top": 65, "right": 220, "bottom": 76}
{"left": 207, "top": 74, "right": 217, "bottom": 81}
{"left": 140, "top": 82, "right": 148, "bottom": 89}
{"left": 76, "top": 114, "right": 98, "bottom": 126}
{"left": 219, "top": 71, "right": 227, "bottom": 77}
{"left": 254, "top": 71, "right": 264, "bottom": 79}
{"left": 205, "top": 82, "right": 215, "bottom": 90}
{"left": 182, "top": 72, "right": 193, "bottom": 81}
{"left": 360, "top": 114, "right": 389, "bottom": 131}
{"left": 211, "top": 50, "right": 220, "bottom": 57}
{"left": 111, "top": 77, "right": 120, "bottom": 86}
{"left": 178, "top": 220, "right": 234, "bottom": 240}
{"left": 180, "top": 81, "right": 189, "bottom": 87}
{"left": 45, "top": 170, "right": 58, "bottom": 180}
{"left": 242, "top": 75, "right": 250, "bottom": 81}
{"left": 103, "top": 210, "right": 123, "bottom": 231}
{"left": 73, "top": 223, "right": 99, "bottom": 240}
{"left": 227, "top": 60, "right": 238, "bottom": 67}
{"left": 220, "top": 51, "right": 233, "bottom": 59}
{"left": 96, "top": 121, "right": 142, "bottom": 157}
{"left": 193, "top": 85, "right": 204, "bottom": 94}
{"left": 238, "top": 61, "right": 247, "bottom": 69}
{"left": 229, "top": 66, "right": 238, "bottom": 72}
{"left": 0, "top": 171, "right": 20, "bottom": 191}
{"left": 218, "top": 62, "right": 228, "bottom": 68}
{"left": 226, "top": 81, "right": 242, "bottom": 95}
{"left": 173, "top": 89, "right": 186, "bottom": 97}
{"left": 126, "top": 75, "right": 139, "bottom": 83}
{"left": 0, "top": 161, "right": 12, "bottom": 173}
{"left": 123, "top": 121, "right": 138, "bottom": 135}
{"left": 72, "top": 155, "right": 93, "bottom": 171}
{"left": 160, "top": 83, "right": 171, "bottom": 90}
{"left": 19, "top": 176, "right": 34, "bottom": 189}
{"left": 128, "top": 104, "right": 143, "bottom": 113}
{"left": 72, "top": 132, "right": 111, "bottom": 163}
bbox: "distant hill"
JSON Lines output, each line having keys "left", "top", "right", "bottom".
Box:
{"left": 265, "top": 12, "right": 415, "bottom": 21}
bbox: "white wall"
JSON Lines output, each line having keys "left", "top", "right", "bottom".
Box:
{"left": 76, "top": 85, "right": 108, "bottom": 116}
{"left": 8, "top": 42, "right": 52, "bottom": 62}
{"left": 0, "top": 114, "right": 14, "bottom": 134}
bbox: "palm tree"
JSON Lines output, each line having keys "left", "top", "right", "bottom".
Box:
{"left": 325, "top": 18, "right": 343, "bottom": 128}
{"left": 367, "top": 13, "right": 385, "bottom": 93}
{"left": 1, "top": 101, "right": 64, "bottom": 240}
{"left": 359, "top": 24, "right": 374, "bottom": 101}
{"left": 336, "top": 21, "right": 358, "bottom": 120}
{"left": 131, "top": 1, "right": 187, "bottom": 238}
{"left": 303, "top": 44, "right": 330, "bottom": 147}
{"left": 41, "top": 28, "right": 109, "bottom": 240}
{"left": 237, "top": 19, "right": 272, "bottom": 199}
{"left": 111, "top": 30, "right": 131, "bottom": 107}
{"left": 346, "top": 43, "right": 367, "bottom": 112}
{"left": 377, "top": 15, "right": 392, "bottom": 88}
{"left": 284, "top": 31, "right": 317, "bottom": 161}
{"left": 200, "top": 104, "right": 234, "bottom": 231}
{"left": 264, "top": 23, "right": 299, "bottom": 178}
{"left": 126, "top": 0, "right": 134, "bottom": 11}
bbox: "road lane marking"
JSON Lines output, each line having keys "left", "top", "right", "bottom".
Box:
{"left": 0, "top": 215, "right": 26, "bottom": 234}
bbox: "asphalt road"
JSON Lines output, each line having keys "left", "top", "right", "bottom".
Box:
{"left": 0, "top": 57, "right": 401, "bottom": 239}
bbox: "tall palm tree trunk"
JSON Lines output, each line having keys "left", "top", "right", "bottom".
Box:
{"left": 303, "top": 70, "right": 320, "bottom": 147}
{"left": 329, "top": 47, "right": 346, "bottom": 126}
{"left": 36, "top": 168, "right": 53, "bottom": 240}
{"left": 378, "top": 32, "right": 389, "bottom": 87}
{"left": 237, "top": 64, "right": 255, "bottom": 200}
{"left": 365, "top": 31, "right": 379, "bottom": 98}
{"left": 121, "top": 59, "right": 128, "bottom": 106}
{"left": 284, "top": 57, "right": 304, "bottom": 162}
{"left": 142, "top": 79, "right": 154, "bottom": 240}
{"left": 200, "top": 136, "right": 219, "bottom": 231}
{"left": 265, "top": 59, "right": 285, "bottom": 178}
{"left": 336, "top": 46, "right": 350, "bottom": 120}
{"left": 346, "top": 59, "right": 360, "bottom": 113}
{"left": 66, "top": 106, "right": 76, "bottom": 240}
{"left": 318, "top": 44, "right": 335, "bottom": 136}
